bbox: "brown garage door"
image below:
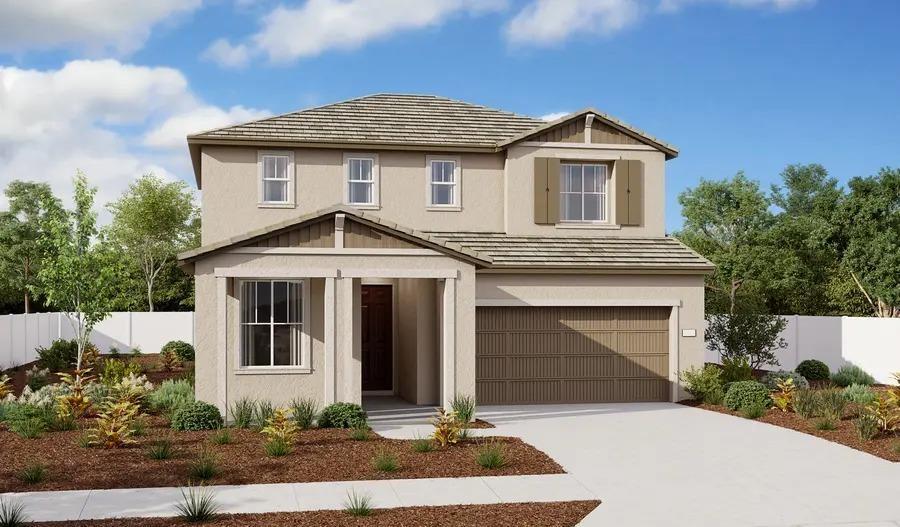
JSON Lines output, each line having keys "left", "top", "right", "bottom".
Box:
{"left": 476, "top": 306, "right": 670, "bottom": 404}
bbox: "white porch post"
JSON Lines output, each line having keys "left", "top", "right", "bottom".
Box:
{"left": 441, "top": 277, "right": 457, "bottom": 408}
{"left": 216, "top": 276, "right": 228, "bottom": 415}
{"left": 324, "top": 276, "right": 337, "bottom": 405}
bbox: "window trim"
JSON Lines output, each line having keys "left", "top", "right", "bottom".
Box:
{"left": 237, "top": 279, "right": 311, "bottom": 373}
{"left": 343, "top": 152, "right": 380, "bottom": 209}
{"left": 558, "top": 161, "right": 610, "bottom": 224}
{"left": 257, "top": 150, "right": 296, "bottom": 208}
{"left": 425, "top": 155, "right": 462, "bottom": 210}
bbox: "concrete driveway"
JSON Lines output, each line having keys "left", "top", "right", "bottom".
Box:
{"left": 370, "top": 402, "right": 900, "bottom": 527}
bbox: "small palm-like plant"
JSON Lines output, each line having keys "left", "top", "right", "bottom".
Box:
{"left": 343, "top": 490, "right": 373, "bottom": 517}
{"left": 430, "top": 407, "right": 461, "bottom": 447}
{"left": 17, "top": 462, "right": 47, "bottom": 484}
{"left": 771, "top": 377, "right": 795, "bottom": 412}
{"left": 55, "top": 369, "right": 96, "bottom": 419}
{"left": 0, "top": 497, "right": 28, "bottom": 527}
{"left": 175, "top": 485, "right": 219, "bottom": 523}
{"left": 89, "top": 401, "right": 140, "bottom": 448}
{"left": 372, "top": 449, "right": 399, "bottom": 473}
{"left": 475, "top": 441, "right": 507, "bottom": 470}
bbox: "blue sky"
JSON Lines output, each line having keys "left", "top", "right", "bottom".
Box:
{"left": 1, "top": 0, "right": 898, "bottom": 231}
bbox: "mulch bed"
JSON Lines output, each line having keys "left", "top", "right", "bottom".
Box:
{"left": 0, "top": 417, "right": 563, "bottom": 492}
{"left": 465, "top": 419, "right": 495, "bottom": 429}
{"left": 34, "top": 501, "right": 601, "bottom": 527}
{"left": 681, "top": 399, "right": 900, "bottom": 462}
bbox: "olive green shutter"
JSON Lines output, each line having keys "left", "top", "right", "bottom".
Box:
{"left": 533, "top": 157, "right": 549, "bottom": 224}
{"left": 615, "top": 160, "right": 644, "bottom": 226}
{"left": 547, "top": 158, "right": 560, "bottom": 223}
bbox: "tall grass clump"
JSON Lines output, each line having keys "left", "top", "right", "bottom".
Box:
{"left": 289, "top": 397, "right": 318, "bottom": 430}
{"left": 229, "top": 397, "right": 256, "bottom": 429}
{"left": 175, "top": 485, "right": 219, "bottom": 523}
{"left": 450, "top": 394, "right": 477, "bottom": 424}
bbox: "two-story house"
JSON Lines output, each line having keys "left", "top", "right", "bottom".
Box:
{"left": 178, "top": 94, "right": 712, "bottom": 414}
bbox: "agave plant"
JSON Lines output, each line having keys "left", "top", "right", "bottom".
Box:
{"left": 175, "top": 484, "right": 220, "bottom": 523}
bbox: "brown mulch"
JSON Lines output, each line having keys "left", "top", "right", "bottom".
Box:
{"left": 681, "top": 399, "right": 900, "bottom": 462}
{"left": 34, "top": 501, "right": 601, "bottom": 527}
{"left": 465, "top": 418, "right": 495, "bottom": 429}
{"left": 0, "top": 417, "right": 563, "bottom": 492}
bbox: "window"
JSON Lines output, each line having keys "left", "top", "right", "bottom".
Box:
{"left": 258, "top": 151, "right": 294, "bottom": 206}
{"left": 344, "top": 153, "right": 379, "bottom": 207}
{"left": 560, "top": 163, "right": 608, "bottom": 222}
{"left": 427, "top": 157, "right": 460, "bottom": 208}
{"left": 240, "top": 280, "right": 305, "bottom": 368}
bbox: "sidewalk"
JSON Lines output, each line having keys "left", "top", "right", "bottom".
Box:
{"left": 0, "top": 474, "right": 596, "bottom": 522}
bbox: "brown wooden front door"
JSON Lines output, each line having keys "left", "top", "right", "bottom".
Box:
{"left": 361, "top": 285, "right": 393, "bottom": 391}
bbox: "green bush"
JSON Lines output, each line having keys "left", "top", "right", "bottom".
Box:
{"left": 843, "top": 384, "right": 877, "bottom": 406}
{"left": 831, "top": 365, "right": 875, "bottom": 387}
{"left": 149, "top": 380, "right": 195, "bottom": 417}
{"left": 723, "top": 381, "right": 770, "bottom": 411}
{"left": 289, "top": 398, "right": 318, "bottom": 430}
{"left": 817, "top": 389, "right": 847, "bottom": 420}
{"left": 36, "top": 339, "right": 78, "bottom": 372}
{"left": 162, "top": 341, "right": 195, "bottom": 362}
{"left": 721, "top": 356, "right": 753, "bottom": 384}
{"left": 318, "top": 402, "right": 367, "bottom": 428}
{"left": 681, "top": 365, "right": 724, "bottom": 404}
{"left": 793, "top": 389, "right": 819, "bottom": 419}
{"left": 99, "top": 358, "right": 143, "bottom": 386}
{"left": 171, "top": 401, "right": 223, "bottom": 431}
{"left": 740, "top": 401, "right": 767, "bottom": 420}
{"left": 795, "top": 360, "right": 830, "bottom": 382}
{"left": 854, "top": 414, "right": 879, "bottom": 441}
{"left": 760, "top": 370, "right": 809, "bottom": 391}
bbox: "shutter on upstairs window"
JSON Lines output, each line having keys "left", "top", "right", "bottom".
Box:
{"left": 547, "top": 158, "right": 560, "bottom": 223}
{"left": 533, "top": 157, "right": 549, "bottom": 224}
{"left": 615, "top": 160, "right": 644, "bottom": 226}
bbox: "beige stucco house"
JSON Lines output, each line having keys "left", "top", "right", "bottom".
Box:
{"left": 178, "top": 94, "right": 713, "bottom": 415}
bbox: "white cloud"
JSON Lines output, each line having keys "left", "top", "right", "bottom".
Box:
{"left": 0, "top": 1, "right": 202, "bottom": 55}
{"left": 204, "top": 0, "right": 507, "bottom": 67}
{"left": 540, "top": 111, "right": 571, "bottom": 121}
{"left": 506, "top": 0, "right": 814, "bottom": 45}
{"left": 0, "top": 60, "right": 268, "bottom": 220}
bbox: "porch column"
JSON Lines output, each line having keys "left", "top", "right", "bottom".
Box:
{"left": 216, "top": 276, "right": 227, "bottom": 415}
{"left": 324, "top": 276, "right": 336, "bottom": 405}
{"left": 335, "top": 277, "right": 362, "bottom": 404}
{"left": 441, "top": 277, "right": 457, "bottom": 408}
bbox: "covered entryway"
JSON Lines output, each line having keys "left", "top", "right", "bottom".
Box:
{"left": 361, "top": 285, "right": 393, "bottom": 392}
{"left": 475, "top": 306, "right": 670, "bottom": 404}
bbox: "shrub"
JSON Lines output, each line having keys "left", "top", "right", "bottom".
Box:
{"left": 349, "top": 424, "right": 370, "bottom": 441}
{"left": 162, "top": 341, "right": 195, "bottom": 362}
{"left": 343, "top": 490, "right": 372, "bottom": 517}
{"left": 450, "top": 394, "right": 477, "bottom": 424}
{"left": 721, "top": 356, "right": 753, "bottom": 385}
{"left": 741, "top": 401, "right": 767, "bottom": 419}
{"left": 372, "top": 449, "right": 399, "bottom": 472}
{"left": 175, "top": 485, "right": 219, "bottom": 523}
{"left": 831, "top": 365, "right": 875, "bottom": 387}
{"left": 188, "top": 450, "right": 220, "bottom": 480}
{"left": 24, "top": 366, "right": 50, "bottom": 392}
{"left": 289, "top": 398, "right": 318, "bottom": 430}
{"left": 147, "top": 439, "right": 174, "bottom": 460}
{"left": 159, "top": 349, "right": 183, "bottom": 372}
{"left": 863, "top": 394, "right": 900, "bottom": 432}
{"left": 770, "top": 377, "right": 796, "bottom": 412}
{"left": 795, "top": 360, "right": 830, "bottom": 382}
{"left": 761, "top": 370, "right": 809, "bottom": 391}
{"left": 108, "top": 346, "right": 121, "bottom": 359}
{"left": 0, "top": 497, "right": 28, "bottom": 527}
{"left": 99, "top": 359, "right": 143, "bottom": 386}
{"left": 48, "top": 412, "right": 76, "bottom": 432}
{"left": 230, "top": 398, "right": 256, "bottom": 429}
{"left": 681, "top": 365, "right": 725, "bottom": 404}
{"left": 476, "top": 441, "right": 507, "bottom": 469}
{"left": 254, "top": 400, "right": 275, "bottom": 429}
{"left": 843, "top": 384, "right": 877, "bottom": 407}
{"left": 319, "top": 402, "right": 367, "bottom": 428}
{"left": 211, "top": 428, "right": 233, "bottom": 445}
{"left": 430, "top": 407, "right": 462, "bottom": 447}
{"left": 854, "top": 414, "right": 880, "bottom": 441}
{"left": 17, "top": 462, "right": 47, "bottom": 484}
{"left": 817, "top": 389, "right": 847, "bottom": 420}
{"left": 55, "top": 370, "right": 96, "bottom": 419}
{"left": 793, "top": 389, "right": 819, "bottom": 419}
{"left": 36, "top": 339, "right": 78, "bottom": 372}
{"left": 172, "top": 401, "right": 223, "bottom": 431}
{"left": 0, "top": 376, "right": 11, "bottom": 400}
{"left": 723, "top": 381, "right": 770, "bottom": 411}
{"left": 814, "top": 417, "right": 837, "bottom": 431}
{"left": 89, "top": 401, "right": 140, "bottom": 448}
{"left": 148, "top": 379, "right": 194, "bottom": 417}
{"left": 261, "top": 408, "right": 297, "bottom": 441}
{"left": 9, "top": 418, "right": 45, "bottom": 439}
{"left": 411, "top": 436, "right": 435, "bottom": 453}
{"left": 706, "top": 313, "right": 787, "bottom": 369}
{"left": 81, "top": 343, "right": 101, "bottom": 369}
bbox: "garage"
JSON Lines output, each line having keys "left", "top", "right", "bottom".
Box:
{"left": 476, "top": 306, "right": 671, "bottom": 404}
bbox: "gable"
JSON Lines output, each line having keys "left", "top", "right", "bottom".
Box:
{"left": 531, "top": 117, "right": 647, "bottom": 146}
{"left": 343, "top": 219, "right": 419, "bottom": 249}
{"left": 240, "top": 218, "right": 335, "bottom": 248}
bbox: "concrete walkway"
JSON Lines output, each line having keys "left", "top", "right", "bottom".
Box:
{"left": 1, "top": 474, "right": 595, "bottom": 522}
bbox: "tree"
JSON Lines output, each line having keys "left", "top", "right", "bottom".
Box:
{"left": 35, "top": 172, "right": 115, "bottom": 369}
{"left": 706, "top": 313, "right": 788, "bottom": 369}
{"left": 0, "top": 181, "right": 63, "bottom": 313}
{"left": 676, "top": 173, "right": 775, "bottom": 314}
{"left": 834, "top": 168, "right": 900, "bottom": 317}
{"left": 106, "top": 174, "right": 198, "bottom": 312}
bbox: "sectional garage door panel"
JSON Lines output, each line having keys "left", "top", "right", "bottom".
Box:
{"left": 476, "top": 306, "right": 670, "bottom": 404}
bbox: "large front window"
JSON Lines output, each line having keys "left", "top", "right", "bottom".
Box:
{"left": 560, "top": 163, "right": 608, "bottom": 222}
{"left": 240, "top": 280, "right": 303, "bottom": 367}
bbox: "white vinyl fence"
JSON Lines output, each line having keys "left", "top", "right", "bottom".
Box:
{"left": 705, "top": 315, "right": 900, "bottom": 384}
{"left": 0, "top": 312, "right": 194, "bottom": 370}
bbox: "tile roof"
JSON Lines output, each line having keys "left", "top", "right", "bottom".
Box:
{"left": 189, "top": 94, "right": 546, "bottom": 148}
{"left": 428, "top": 232, "right": 714, "bottom": 271}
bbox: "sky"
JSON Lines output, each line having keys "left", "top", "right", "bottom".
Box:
{"left": 0, "top": 0, "right": 897, "bottom": 231}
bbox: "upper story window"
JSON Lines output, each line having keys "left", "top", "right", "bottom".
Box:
{"left": 560, "top": 162, "right": 608, "bottom": 223}
{"left": 426, "top": 155, "right": 461, "bottom": 209}
{"left": 258, "top": 151, "right": 294, "bottom": 207}
{"left": 239, "top": 280, "right": 308, "bottom": 369}
{"left": 344, "top": 153, "right": 379, "bottom": 208}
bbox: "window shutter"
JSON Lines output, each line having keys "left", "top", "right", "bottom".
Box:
{"left": 533, "top": 157, "right": 549, "bottom": 224}
{"left": 547, "top": 158, "right": 560, "bottom": 223}
{"left": 615, "top": 160, "right": 644, "bottom": 226}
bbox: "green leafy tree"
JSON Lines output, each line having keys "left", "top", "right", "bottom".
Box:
{"left": 0, "top": 181, "right": 63, "bottom": 312}
{"left": 834, "top": 168, "right": 900, "bottom": 317}
{"left": 106, "top": 174, "right": 198, "bottom": 311}
{"left": 706, "top": 313, "right": 788, "bottom": 369}
{"left": 676, "top": 173, "right": 775, "bottom": 314}
{"left": 35, "top": 172, "right": 115, "bottom": 369}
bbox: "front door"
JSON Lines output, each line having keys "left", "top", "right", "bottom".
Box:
{"left": 361, "top": 285, "right": 393, "bottom": 391}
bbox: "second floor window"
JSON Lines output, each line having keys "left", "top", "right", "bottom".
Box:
{"left": 428, "top": 159, "right": 459, "bottom": 207}
{"left": 347, "top": 157, "right": 375, "bottom": 206}
{"left": 560, "top": 163, "right": 608, "bottom": 222}
{"left": 258, "top": 151, "right": 294, "bottom": 206}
